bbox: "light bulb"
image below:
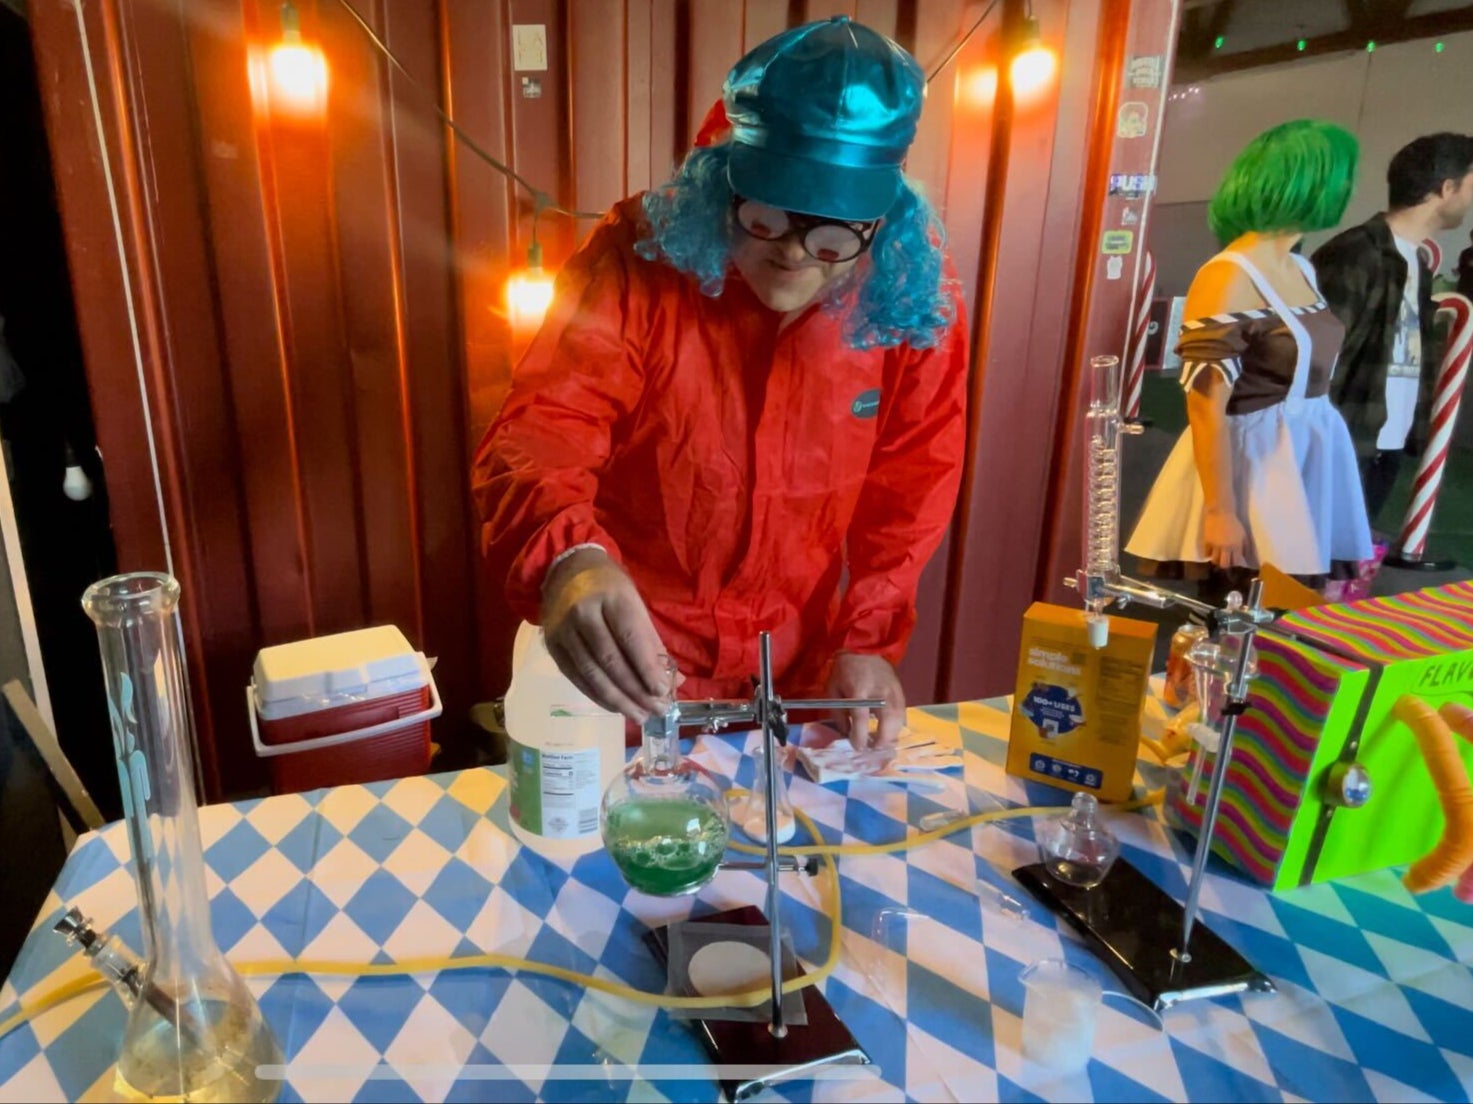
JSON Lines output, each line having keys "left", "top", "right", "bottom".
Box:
{"left": 251, "top": 4, "right": 328, "bottom": 120}
{"left": 962, "top": 66, "right": 999, "bottom": 109}
{"left": 506, "top": 268, "right": 555, "bottom": 331}
{"left": 63, "top": 464, "right": 93, "bottom": 502}
{"left": 1009, "top": 18, "right": 1057, "bottom": 103}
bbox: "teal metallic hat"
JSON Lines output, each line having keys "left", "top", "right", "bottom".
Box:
{"left": 723, "top": 16, "right": 925, "bottom": 223}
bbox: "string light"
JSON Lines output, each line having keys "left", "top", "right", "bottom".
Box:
{"left": 1366, "top": 40, "right": 1376, "bottom": 52}
{"left": 1436, "top": 41, "right": 1445, "bottom": 53}
{"left": 328, "top": 0, "right": 1034, "bottom": 330}
{"left": 962, "top": 66, "right": 1000, "bottom": 109}
{"left": 506, "top": 241, "right": 555, "bottom": 332}
{"left": 1296, "top": 39, "right": 1306, "bottom": 52}
{"left": 1214, "top": 35, "right": 1225, "bottom": 49}
{"left": 1010, "top": 16, "right": 1058, "bottom": 102}
{"left": 253, "top": 2, "right": 328, "bottom": 120}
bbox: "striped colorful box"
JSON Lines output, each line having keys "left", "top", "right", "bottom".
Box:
{"left": 1168, "top": 581, "right": 1473, "bottom": 891}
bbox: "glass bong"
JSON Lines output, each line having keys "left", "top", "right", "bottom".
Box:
{"left": 82, "top": 573, "right": 282, "bottom": 1102}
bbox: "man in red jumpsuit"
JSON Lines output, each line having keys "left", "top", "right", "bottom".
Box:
{"left": 472, "top": 17, "right": 967, "bottom": 748}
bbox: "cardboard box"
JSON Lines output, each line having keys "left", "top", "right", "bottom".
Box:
{"left": 1006, "top": 603, "right": 1157, "bottom": 802}
{"left": 1169, "top": 580, "right": 1473, "bottom": 889}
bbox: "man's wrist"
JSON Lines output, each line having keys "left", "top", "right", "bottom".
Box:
{"left": 542, "top": 544, "right": 611, "bottom": 596}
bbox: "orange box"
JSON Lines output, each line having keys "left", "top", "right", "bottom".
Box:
{"left": 1005, "top": 603, "right": 1157, "bottom": 802}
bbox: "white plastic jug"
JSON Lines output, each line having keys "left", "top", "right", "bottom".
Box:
{"left": 503, "top": 622, "right": 626, "bottom": 859}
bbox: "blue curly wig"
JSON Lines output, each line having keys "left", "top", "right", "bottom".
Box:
{"left": 634, "top": 145, "right": 955, "bottom": 351}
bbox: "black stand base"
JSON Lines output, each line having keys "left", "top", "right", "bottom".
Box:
{"left": 643, "top": 905, "right": 870, "bottom": 1102}
{"left": 1013, "top": 859, "right": 1275, "bottom": 1012}
{"left": 1384, "top": 553, "right": 1456, "bottom": 572}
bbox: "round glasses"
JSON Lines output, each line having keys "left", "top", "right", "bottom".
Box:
{"left": 732, "top": 197, "right": 878, "bottom": 263}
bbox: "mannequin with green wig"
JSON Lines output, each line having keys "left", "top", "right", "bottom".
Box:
{"left": 1127, "top": 119, "right": 1374, "bottom": 601}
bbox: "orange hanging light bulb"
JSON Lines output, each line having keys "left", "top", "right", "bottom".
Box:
{"left": 506, "top": 240, "right": 555, "bottom": 333}
{"left": 1009, "top": 16, "right": 1057, "bottom": 103}
{"left": 258, "top": 2, "right": 329, "bottom": 120}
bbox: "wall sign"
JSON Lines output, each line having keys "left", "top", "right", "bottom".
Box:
{"left": 1107, "top": 173, "right": 1156, "bottom": 199}
{"left": 1116, "top": 102, "right": 1150, "bottom": 139}
{"left": 1126, "top": 55, "right": 1163, "bottom": 89}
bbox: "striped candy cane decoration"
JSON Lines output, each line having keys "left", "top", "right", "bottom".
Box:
{"left": 1419, "top": 238, "right": 1443, "bottom": 275}
{"left": 1124, "top": 250, "right": 1155, "bottom": 421}
{"left": 1398, "top": 293, "right": 1472, "bottom": 560}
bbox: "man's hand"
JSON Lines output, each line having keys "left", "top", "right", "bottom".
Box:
{"left": 540, "top": 549, "right": 674, "bottom": 722}
{"left": 826, "top": 652, "right": 905, "bottom": 750}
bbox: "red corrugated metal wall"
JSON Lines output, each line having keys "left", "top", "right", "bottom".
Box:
{"left": 27, "top": 0, "right": 1173, "bottom": 798}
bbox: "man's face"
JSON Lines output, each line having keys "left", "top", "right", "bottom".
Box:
{"left": 729, "top": 199, "right": 872, "bottom": 314}
{"left": 1436, "top": 170, "right": 1473, "bottom": 229}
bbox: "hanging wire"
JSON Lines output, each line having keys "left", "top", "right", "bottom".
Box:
{"left": 926, "top": 0, "right": 1005, "bottom": 83}
{"left": 333, "top": 0, "right": 1003, "bottom": 219}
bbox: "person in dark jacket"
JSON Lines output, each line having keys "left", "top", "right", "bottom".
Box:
{"left": 1458, "top": 227, "right": 1473, "bottom": 300}
{"left": 1312, "top": 132, "right": 1473, "bottom": 528}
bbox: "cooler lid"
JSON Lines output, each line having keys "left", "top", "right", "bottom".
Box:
{"left": 253, "top": 625, "right": 422, "bottom": 705}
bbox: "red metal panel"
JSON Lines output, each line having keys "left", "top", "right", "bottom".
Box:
{"left": 687, "top": 2, "right": 745, "bottom": 150}
{"left": 744, "top": 0, "right": 789, "bottom": 50}
{"left": 906, "top": 1, "right": 964, "bottom": 243}
{"left": 190, "top": 1, "right": 315, "bottom": 652}
{"left": 894, "top": 0, "right": 985, "bottom": 706}
{"left": 624, "top": 0, "right": 653, "bottom": 196}
{"left": 940, "top": 0, "right": 1114, "bottom": 702}
{"left": 804, "top": 0, "right": 857, "bottom": 21}
{"left": 105, "top": 0, "right": 261, "bottom": 796}
{"left": 375, "top": 1, "right": 478, "bottom": 727}
{"left": 569, "top": 0, "right": 629, "bottom": 225}
{"left": 507, "top": 0, "right": 573, "bottom": 267}
{"left": 252, "top": 0, "right": 368, "bottom": 637}
{"left": 27, "top": 0, "right": 168, "bottom": 580}
{"left": 1038, "top": 0, "right": 1181, "bottom": 609}
{"left": 646, "top": 0, "right": 679, "bottom": 182}
{"left": 853, "top": 0, "right": 900, "bottom": 38}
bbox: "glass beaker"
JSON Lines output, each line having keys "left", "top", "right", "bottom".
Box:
{"left": 1038, "top": 792, "right": 1120, "bottom": 889}
{"left": 1182, "top": 635, "right": 1258, "bottom": 805}
{"left": 600, "top": 662, "right": 730, "bottom": 896}
{"left": 730, "top": 742, "right": 795, "bottom": 845}
{"left": 1020, "top": 959, "right": 1101, "bottom": 1072}
{"left": 83, "top": 573, "right": 283, "bottom": 1103}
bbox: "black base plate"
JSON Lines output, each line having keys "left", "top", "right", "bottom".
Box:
{"left": 643, "top": 905, "right": 870, "bottom": 1102}
{"left": 1013, "top": 859, "right": 1275, "bottom": 1011}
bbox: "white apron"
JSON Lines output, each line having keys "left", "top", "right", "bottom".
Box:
{"left": 1126, "top": 252, "right": 1373, "bottom": 575}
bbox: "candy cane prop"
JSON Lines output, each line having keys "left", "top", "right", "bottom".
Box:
{"left": 1390, "top": 293, "right": 1471, "bottom": 568}
{"left": 1123, "top": 250, "right": 1155, "bottom": 421}
{"left": 1419, "top": 238, "right": 1442, "bottom": 276}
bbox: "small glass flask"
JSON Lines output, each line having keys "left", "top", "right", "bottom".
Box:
{"left": 1038, "top": 792, "right": 1120, "bottom": 889}
{"left": 83, "top": 573, "right": 283, "bottom": 1103}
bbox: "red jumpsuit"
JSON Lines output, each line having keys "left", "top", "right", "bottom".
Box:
{"left": 472, "top": 197, "right": 968, "bottom": 701}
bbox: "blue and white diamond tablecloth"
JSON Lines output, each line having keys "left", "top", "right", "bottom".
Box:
{"left": 2, "top": 697, "right": 1472, "bottom": 1103}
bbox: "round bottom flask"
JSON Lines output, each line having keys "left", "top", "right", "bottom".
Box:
{"left": 601, "top": 710, "right": 730, "bottom": 896}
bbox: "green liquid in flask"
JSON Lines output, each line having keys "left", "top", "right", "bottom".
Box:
{"left": 605, "top": 798, "right": 729, "bottom": 896}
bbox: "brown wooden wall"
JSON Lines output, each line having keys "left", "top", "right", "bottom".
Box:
{"left": 27, "top": 0, "right": 1175, "bottom": 799}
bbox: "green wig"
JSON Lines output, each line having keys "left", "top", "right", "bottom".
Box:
{"left": 1207, "top": 119, "right": 1359, "bottom": 245}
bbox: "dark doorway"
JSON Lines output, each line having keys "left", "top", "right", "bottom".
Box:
{"left": 0, "top": 2, "right": 122, "bottom": 822}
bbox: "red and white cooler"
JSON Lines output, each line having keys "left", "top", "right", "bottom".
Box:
{"left": 248, "top": 625, "right": 442, "bottom": 794}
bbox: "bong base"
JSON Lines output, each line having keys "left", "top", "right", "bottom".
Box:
{"left": 643, "top": 905, "right": 869, "bottom": 1103}
{"left": 1013, "top": 859, "right": 1275, "bottom": 1012}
